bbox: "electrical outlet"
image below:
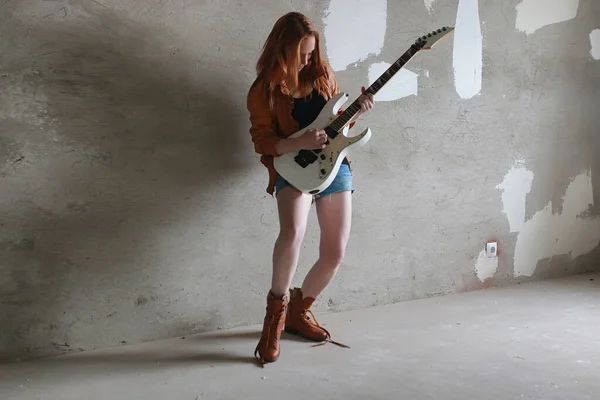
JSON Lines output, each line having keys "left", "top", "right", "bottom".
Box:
{"left": 486, "top": 242, "right": 497, "bottom": 258}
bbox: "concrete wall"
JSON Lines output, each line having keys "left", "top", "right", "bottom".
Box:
{"left": 1, "top": 0, "right": 598, "bottom": 361}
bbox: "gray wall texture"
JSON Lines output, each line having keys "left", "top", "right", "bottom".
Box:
{"left": 1, "top": 0, "right": 599, "bottom": 361}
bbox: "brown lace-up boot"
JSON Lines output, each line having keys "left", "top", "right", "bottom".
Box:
{"left": 254, "top": 291, "right": 289, "bottom": 366}
{"left": 284, "top": 287, "right": 350, "bottom": 349}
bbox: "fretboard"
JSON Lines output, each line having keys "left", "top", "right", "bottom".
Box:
{"left": 330, "top": 44, "right": 421, "bottom": 131}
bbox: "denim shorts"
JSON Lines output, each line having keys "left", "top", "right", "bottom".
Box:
{"left": 275, "top": 163, "right": 354, "bottom": 200}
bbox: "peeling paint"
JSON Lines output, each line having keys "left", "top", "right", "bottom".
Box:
{"left": 323, "top": 0, "right": 387, "bottom": 71}
{"left": 590, "top": 30, "right": 600, "bottom": 60}
{"left": 368, "top": 62, "right": 418, "bottom": 101}
{"left": 452, "top": 0, "right": 482, "bottom": 99}
{"left": 496, "top": 160, "right": 534, "bottom": 233}
{"left": 515, "top": 0, "right": 580, "bottom": 35}
{"left": 424, "top": 0, "right": 437, "bottom": 14}
{"left": 514, "top": 169, "right": 600, "bottom": 277}
{"left": 475, "top": 249, "right": 498, "bottom": 282}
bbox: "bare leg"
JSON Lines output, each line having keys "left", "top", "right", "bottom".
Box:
{"left": 254, "top": 186, "right": 312, "bottom": 365}
{"left": 270, "top": 186, "right": 313, "bottom": 297}
{"left": 300, "top": 191, "right": 352, "bottom": 299}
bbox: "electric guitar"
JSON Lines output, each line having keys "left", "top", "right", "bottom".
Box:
{"left": 273, "top": 26, "right": 455, "bottom": 195}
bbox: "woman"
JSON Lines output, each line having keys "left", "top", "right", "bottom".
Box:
{"left": 246, "top": 11, "right": 374, "bottom": 366}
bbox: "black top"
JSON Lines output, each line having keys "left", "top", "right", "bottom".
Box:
{"left": 291, "top": 88, "right": 348, "bottom": 165}
{"left": 292, "top": 88, "right": 327, "bottom": 130}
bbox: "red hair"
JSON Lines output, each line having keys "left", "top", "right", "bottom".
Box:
{"left": 255, "top": 12, "right": 328, "bottom": 99}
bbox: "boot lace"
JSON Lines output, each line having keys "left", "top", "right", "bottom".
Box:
{"left": 303, "top": 309, "right": 350, "bottom": 349}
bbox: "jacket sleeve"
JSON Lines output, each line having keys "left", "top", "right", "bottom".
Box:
{"left": 247, "top": 82, "right": 281, "bottom": 157}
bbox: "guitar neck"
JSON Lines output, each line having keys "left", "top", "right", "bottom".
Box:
{"left": 330, "top": 44, "right": 421, "bottom": 131}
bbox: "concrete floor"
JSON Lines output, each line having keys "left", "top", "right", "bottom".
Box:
{"left": 1, "top": 273, "right": 599, "bottom": 400}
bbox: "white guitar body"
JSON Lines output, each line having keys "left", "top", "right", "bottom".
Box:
{"left": 273, "top": 92, "right": 372, "bottom": 195}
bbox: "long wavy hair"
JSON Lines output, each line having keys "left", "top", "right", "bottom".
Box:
{"left": 255, "top": 12, "right": 328, "bottom": 100}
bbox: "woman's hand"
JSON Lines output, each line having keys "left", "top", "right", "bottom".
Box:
{"left": 298, "top": 128, "right": 328, "bottom": 150}
{"left": 274, "top": 128, "right": 328, "bottom": 155}
{"left": 348, "top": 86, "right": 375, "bottom": 125}
{"left": 357, "top": 86, "right": 375, "bottom": 115}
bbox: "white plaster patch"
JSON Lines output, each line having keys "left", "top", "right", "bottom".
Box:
{"left": 515, "top": 0, "right": 579, "bottom": 35}
{"left": 323, "top": 0, "right": 387, "bottom": 71}
{"left": 475, "top": 249, "right": 498, "bottom": 281}
{"left": 590, "top": 30, "right": 600, "bottom": 60}
{"left": 368, "top": 62, "right": 418, "bottom": 101}
{"left": 452, "top": 0, "right": 483, "bottom": 99}
{"left": 424, "top": 0, "right": 437, "bottom": 13}
{"left": 496, "top": 160, "right": 535, "bottom": 233}
{"left": 514, "top": 169, "right": 600, "bottom": 277}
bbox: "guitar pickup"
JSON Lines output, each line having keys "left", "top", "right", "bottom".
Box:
{"left": 294, "top": 154, "right": 309, "bottom": 168}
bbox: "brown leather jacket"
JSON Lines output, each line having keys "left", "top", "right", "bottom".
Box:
{"left": 246, "top": 66, "right": 351, "bottom": 195}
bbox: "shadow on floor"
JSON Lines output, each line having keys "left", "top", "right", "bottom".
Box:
{"left": 0, "top": 328, "right": 331, "bottom": 377}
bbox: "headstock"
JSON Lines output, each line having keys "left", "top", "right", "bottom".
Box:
{"left": 415, "top": 26, "right": 455, "bottom": 50}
